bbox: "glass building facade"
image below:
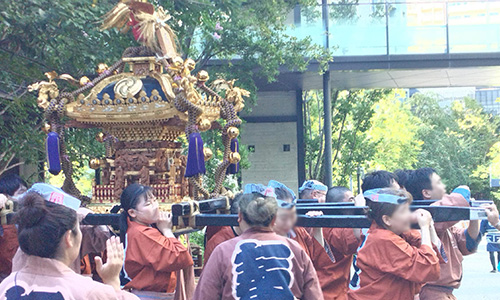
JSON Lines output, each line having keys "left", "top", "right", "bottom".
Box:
{"left": 475, "top": 88, "right": 500, "bottom": 114}
{"left": 286, "top": 0, "right": 500, "bottom": 56}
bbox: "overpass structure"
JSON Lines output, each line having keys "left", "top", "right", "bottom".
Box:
{"left": 228, "top": 1, "right": 500, "bottom": 192}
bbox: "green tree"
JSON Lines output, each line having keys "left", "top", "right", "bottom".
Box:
{"left": 0, "top": 0, "right": 132, "bottom": 179}
{"left": 331, "top": 89, "right": 389, "bottom": 187}
{"left": 303, "top": 88, "right": 389, "bottom": 186}
{"left": 367, "top": 90, "right": 423, "bottom": 171}
{"left": 408, "top": 94, "right": 500, "bottom": 198}
{"left": 330, "top": 0, "right": 359, "bottom": 21}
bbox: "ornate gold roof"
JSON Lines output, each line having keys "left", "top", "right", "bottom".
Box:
{"left": 66, "top": 65, "right": 221, "bottom": 126}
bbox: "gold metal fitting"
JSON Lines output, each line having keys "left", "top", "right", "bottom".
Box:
{"left": 79, "top": 76, "right": 91, "bottom": 86}
{"left": 89, "top": 158, "right": 101, "bottom": 170}
{"left": 228, "top": 152, "right": 241, "bottom": 164}
{"left": 198, "top": 119, "right": 211, "bottom": 132}
{"left": 96, "top": 63, "right": 109, "bottom": 74}
{"left": 227, "top": 127, "right": 239, "bottom": 139}
{"left": 197, "top": 70, "right": 209, "bottom": 82}
{"left": 42, "top": 123, "right": 51, "bottom": 134}
{"left": 204, "top": 148, "right": 213, "bottom": 161}
{"left": 184, "top": 58, "right": 196, "bottom": 71}
{"left": 95, "top": 132, "right": 106, "bottom": 143}
{"left": 172, "top": 56, "right": 184, "bottom": 69}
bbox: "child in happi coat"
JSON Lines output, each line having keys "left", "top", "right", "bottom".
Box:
{"left": 480, "top": 219, "right": 500, "bottom": 272}
{"left": 120, "top": 184, "right": 194, "bottom": 300}
{"left": 348, "top": 188, "right": 443, "bottom": 300}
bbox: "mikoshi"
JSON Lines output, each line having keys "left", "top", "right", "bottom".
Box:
{"left": 26, "top": 0, "right": 249, "bottom": 214}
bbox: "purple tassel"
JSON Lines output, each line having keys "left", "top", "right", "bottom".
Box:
{"left": 46, "top": 132, "right": 62, "bottom": 175}
{"left": 185, "top": 132, "right": 206, "bottom": 177}
{"left": 227, "top": 138, "right": 239, "bottom": 174}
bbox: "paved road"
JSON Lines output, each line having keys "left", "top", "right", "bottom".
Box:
{"left": 454, "top": 240, "right": 499, "bottom": 299}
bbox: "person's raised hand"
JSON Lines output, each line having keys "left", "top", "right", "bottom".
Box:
{"left": 483, "top": 204, "right": 500, "bottom": 227}
{"left": 95, "top": 236, "right": 123, "bottom": 291}
{"left": 306, "top": 210, "right": 323, "bottom": 217}
{"left": 354, "top": 194, "right": 366, "bottom": 207}
{"left": 306, "top": 211, "right": 325, "bottom": 246}
{"left": 156, "top": 211, "right": 174, "bottom": 237}
{"left": 0, "top": 194, "right": 7, "bottom": 210}
{"left": 413, "top": 209, "right": 433, "bottom": 228}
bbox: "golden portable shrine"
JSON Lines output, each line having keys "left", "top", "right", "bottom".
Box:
{"left": 28, "top": 0, "right": 249, "bottom": 211}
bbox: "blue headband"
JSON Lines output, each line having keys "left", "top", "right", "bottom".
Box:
{"left": 299, "top": 180, "right": 327, "bottom": 193}
{"left": 363, "top": 188, "right": 408, "bottom": 205}
{"left": 268, "top": 180, "right": 297, "bottom": 201}
{"left": 28, "top": 183, "right": 81, "bottom": 211}
{"left": 243, "top": 183, "right": 295, "bottom": 209}
{"left": 244, "top": 184, "right": 276, "bottom": 198}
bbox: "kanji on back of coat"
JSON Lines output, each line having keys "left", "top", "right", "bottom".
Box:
{"left": 231, "top": 239, "right": 295, "bottom": 300}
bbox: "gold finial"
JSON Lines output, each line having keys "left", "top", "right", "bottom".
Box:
{"left": 198, "top": 119, "right": 211, "bottom": 132}
{"left": 227, "top": 127, "right": 239, "bottom": 139}
{"left": 197, "top": 70, "right": 209, "bottom": 82}
{"left": 89, "top": 158, "right": 101, "bottom": 170}
{"left": 228, "top": 152, "right": 241, "bottom": 164}
{"left": 204, "top": 148, "right": 213, "bottom": 161}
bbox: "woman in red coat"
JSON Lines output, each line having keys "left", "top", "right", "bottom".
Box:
{"left": 120, "top": 184, "right": 194, "bottom": 300}
{"left": 348, "top": 188, "right": 443, "bottom": 300}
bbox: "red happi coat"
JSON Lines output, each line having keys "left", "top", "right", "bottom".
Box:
{"left": 323, "top": 228, "right": 360, "bottom": 300}
{"left": 124, "top": 220, "right": 193, "bottom": 293}
{"left": 348, "top": 223, "right": 441, "bottom": 300}
{"left": 0, "top": 225, "right": 18, "bottom": 281}
{"left": 204, "top": 226, "right": 237, "bottom": 264}
{"left": 419, "top": 192, "right": 480, "bottom": 298}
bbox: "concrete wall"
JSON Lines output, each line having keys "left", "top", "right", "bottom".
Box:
{"left": 240, "top": 91, "right": 299, "bottom": 193}
{"left": 240, "top": 91, "right": 297, "bottom": 119}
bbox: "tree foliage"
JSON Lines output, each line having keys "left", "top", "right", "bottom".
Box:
{"left": 367, "top": 90, "right": 423, "bottom": 171}
{"left": 0, "top": 0, "right": 133, "bottom": 179}
{"left": 303, "top": 88, "right": 389, "bottom": 187}
{"left": 304, "top": 89, "right": 500, "bottom": 199}
{"left": 409, "top": 94, "right": 500, "bottom": 198}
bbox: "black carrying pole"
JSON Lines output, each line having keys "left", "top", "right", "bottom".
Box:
{"left": 171, "top": 196, "right": 229, "bottom": 226}
{"left": 76, "top": 205, "right": 486, "bottom": 228}
{"left": 171, "top": 197, "right": 228, "bottom": 217}
{"left": 4, "top": 198, "right": 483, "bottom": 229}
{"left": 195, "top": 214, "right": 371, "bottom": 228}
{"left": 296, "top": 199, "right": 493, "bottom": 206}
